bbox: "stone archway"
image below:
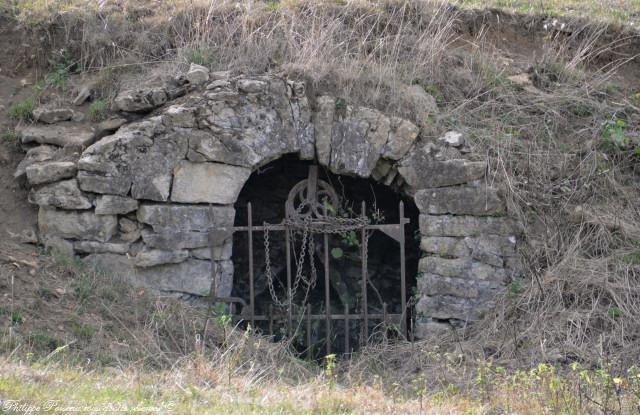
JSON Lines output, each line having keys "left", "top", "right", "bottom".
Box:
{"left": 21, "top": 66, "right": 521, "bottom": 338}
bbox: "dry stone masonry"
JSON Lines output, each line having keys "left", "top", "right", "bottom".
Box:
{"left": 15, "top": 63, "right": 521, "bottom": 337}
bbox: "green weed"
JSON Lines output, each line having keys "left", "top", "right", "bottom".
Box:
{"left": 8, "top": 98, "right": 36, "bottom": 121}
{"left": 88, "top": 98, "right": 109, "bottom": 122}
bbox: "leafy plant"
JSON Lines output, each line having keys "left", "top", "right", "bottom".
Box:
{"left": 1, "top": 130, "right": 18, "bottom": 142}
{"left": 601, "top": 119, "right": 628, "bottom": 147}
{"left": 330, "top": 247, "right": 344, "bottom": 259}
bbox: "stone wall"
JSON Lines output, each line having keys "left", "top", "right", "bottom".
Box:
{"left": 15, "top": 64, "right": 521, "bottom": 337}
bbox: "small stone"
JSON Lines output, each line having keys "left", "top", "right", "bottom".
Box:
{"left": 438, "top": 131, "right": 465, "bottom": 147}
{"left": 186, "top": 63, "right": 210, "bottom": 85}
{"left": 95, "top": 195, "right": 138, "bottom": 215}
{"left": 119, "top": 217, "right": 139, "bottom": 233}
{"left": 134, "top": 248, "right": 189, "bottom": 267}
{"left": 237, "top": 79, "right": 267, "bottom": 93}
{"left": 14, "top": 145, "right": 58, "bottom": 180}
{"left": 33, "top": 106, "right": 74, "bottom": 124}
{"left": 114, "top": 87, "right": 168, "bottom": 112}
{"left": 403, "top": 84, "right": 439, "bottom": 131}
{"left": 382, "top": 117, "right": 419, "bottom": 160}
{"left": 41, "top": 235, "right": 75, "bottom": 256}
{"left": 25, "top": 161, "right": 76, "bottom": 185}
{"left": 74, "top": 241, "right": 130, "bottom": 254}
{"left": 209, "top": 71, "right": 231, "bottom": 81}
{"left": 206, "top": 79, "right": 231, "bottom": 90}
{"left": 29, "top": 179, "right": 93, "bottom": 210}
{"left": 73, "top": 86, "right": 92, "bottom": 106}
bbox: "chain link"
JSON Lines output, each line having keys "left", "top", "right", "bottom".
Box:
{"left": 263, "top": 198, "right": 369, "bottom": 310}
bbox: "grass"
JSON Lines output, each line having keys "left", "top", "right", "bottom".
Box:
{"left": 457, "top": 0, "right": 640, "bottom": 26}
{"left": 7, "top": 98, "right": 36, "bottom": 122}
{"left": 87, "top": 98, "right": 109, "bottom": 122}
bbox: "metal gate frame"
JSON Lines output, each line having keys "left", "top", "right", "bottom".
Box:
{"left": 207, "top": 166, "right": 410, "bottom": 355}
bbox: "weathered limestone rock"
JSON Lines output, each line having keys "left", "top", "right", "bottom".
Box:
{"left": 73, "top": 86, "right": 92, "bottom": 106}
{"left": 170, "top": 161, "right": 251, "bottom": 204}
{"left": 77, "top": 118, "right": 188, "bottom": 200}
{"left": 14, "top": 145, "right": 57, "bottom": 179}
{"left": 20, "top": 123, "right": 95, "bottom": 147}
{"left": 25, "top": 161, "right": 76, "bottom": 185}
{"left": 38, "top": 207, "right": 117, "bottom": 242}
{"left": 413, "top": 319, "right": 452, "bottom": 338}
{"left": 185, "top": 63, "right": 210, "bottom": 85}
{"left": 114, "top": 87, "right": 168, "bottom": 112}
{"left": 237, "top": 79, "right": 267, "bottom": 93}
{"left": 381, "top": 117, "right": 419, "bottom": 160}
{"left": 96, "top": 117, "right": 127, "bottom": 138}
{"left": 29, "top": 179, "right": 92, "bottom": 210}
{"left": 419, "top": 257, "right": 507, "bottom": 282}
{"left": 403, "top": 84, "right": 439, "bottom": 131}
{"left": 134, "top": 248, "right": 189, "bottom": 267}
{"left": 141, "top": 229, "right": 210, "bottom": 250}
{"left": 416, "top": 295, "right": 477, "bottom": 320}
{"left": 464, "top": 235, "right": 517, "bottom": 267}
{"left": 418, "top": 274, "right": 479, "bottom": 298}
{"left": 190, "top": 239, "right": 233, "bottom": 260}
{"left": 119, "top": 217, "right": 139, "bottom": 234}
{"left": 330, "top": 106, "right": 390, "bottom": 177}
{"left": 33, "top": 106, "right": 74, "bottom": 124}
{"left": 398, "top": 150, "right": 486, "bottom": 188}
{"left": 74, "top": 241, "right": 130, "bottom": 254}
{"left": 438, "top": 131, "right": 465, "bottom": 147}
{"left": 313, "top": 96, "right": 335, "bottom": 166}
{"left": 164, "top": 105, "right": 197, "bottom": 128}
{"left": 135, "top": 259, "right": 213, "bottom": 296}
{"left": 41, "top": 234, "right": 74, "bottom": 256}
{"left": 420, "top": 236, "right": 470, "bottom": 257}
{"left": 414, "top": 186, "right": 504, "bottom": 215}
{"left": 420, "top": 214, "right": 517, "bottom": 237}
{"left": 137, "top": 204, "right": 235, "bottom": 232}
{"left": 185, "top": 129, "right": 253, "bottom": 167}
{"left": 95, "top": 195, "right": 138, "bottom": 215}
{"left": 83, "top": 253, "right": 134, "bottom": 280}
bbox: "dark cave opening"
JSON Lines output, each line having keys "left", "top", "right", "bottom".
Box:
{"left": 232, "top": 154, "right": 420, "bottom": 355}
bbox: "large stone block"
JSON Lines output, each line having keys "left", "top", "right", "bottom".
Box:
{"left": 33, "top": 106, "right": 74, "bottom": 124}
{"left": 313, "top": 95, "right": 335, "bottom": 166}
{"left": 95, "top": 195, "right": 138, "bottom": 215}
{"left": 381, "top": 117, "right": 419, "bottom": 160}
{"left": 398, "top": 146, "right": 485, "bottom": 188}
{"left": 414, "top": 186, "right": 505, "bottom": 216}
{"left": 185, "top": 129, "right": 254, "bottom": 167}
{"left": 29, "top": 179, "right": 92, "bottom": 210}
{"left": 137, "top": 204, "right": 235, "bottom": 232}
{"left": 418, "top": 274, "right": 479, "bottom": 298}
{"left": 329, "top": 106, "right": 390, "bottom": 177}
{"left": 83, "top": 253, "right": 135, "bottom": 280}
{"left": 25, "top": 161, "right": 76, "bottom": 185}
{"left": 419, "top": 214, "right": 517, "bottom": 237}
{"left": 415, "top": 295, "right": 477, "bottom": 320}
{"left": 38, "top": 207, "right": 117, "bottom": 242}
{"left": 134, "top": 248, "right": 189, "bottom": 267}
{"left": 14, "top": 145, "right": 57, "bottom": 180}
{"left": 135, "top": 259, "right": 232, "bottom": 296}
{"left": 141, "top": 230, "right": 210, "bottom": 250}
{"left": 419, "top": 256, "right": 507, "bottom": 282}
{"left": 170, "top": 161, "right": 250, "bottom": 204}
{"left": 420, "top": 236, "right": 469, "bottom": 257}
{"left": 20, "top": 123, "right": 95, "bottom": 147}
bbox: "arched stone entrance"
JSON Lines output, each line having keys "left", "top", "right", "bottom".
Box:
{"left": 21, "top": 66, "right": 521, "bottom": 339}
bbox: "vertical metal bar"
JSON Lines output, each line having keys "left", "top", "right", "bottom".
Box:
{"left": 306, "top": 304, "right": 312, "bottom": 358}
{"left": 285, "top": 226, "right": 292, "bottom": 337}
{"left": 344, "top": 303, "right": 350, "bottom": 355}
{"left": 248, "top": 203, "right": 255, "bottom": 328}
{"left": 268, "top": 304, "right": 273, "bottom": 337}
{"left": 382, "top": 302, "right": 388, "bottom": 340}
{"left": 399, "top": 201, "right": 407, "bottom": 338}
{"left": 324, "top": 233, "right": 331, "bottom": 356}
{"left": 361, "top": 201, "right": 368, "bottom": 344}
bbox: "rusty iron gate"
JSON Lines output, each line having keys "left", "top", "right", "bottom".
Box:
{"left": 207, "top": 166, "right": 410, "bottom": 356}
